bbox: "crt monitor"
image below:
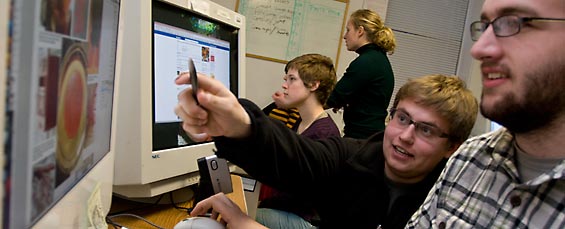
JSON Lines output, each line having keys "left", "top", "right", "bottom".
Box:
{"left": 113, "top": 0, "right": 246, "bottom": 199}
{"left": 2, "top": 0, "right": 121, "bottom": 228}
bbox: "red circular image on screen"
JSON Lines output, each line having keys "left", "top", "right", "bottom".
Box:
{"left": 56, "top": 44, "right": 88, "bottom": 175}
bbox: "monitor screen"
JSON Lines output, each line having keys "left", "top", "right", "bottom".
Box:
{"left": 112, "top": 0, "right": 245, "bottom": 199}
{"left": 152, "top": 1, "right": 240, "bottom": 151}
{"left": 4, "top": 0, "right": 120, "bottom": 227}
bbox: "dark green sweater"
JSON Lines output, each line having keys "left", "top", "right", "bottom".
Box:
{"left": 327, "top": 43, "right": 394, "bottom": 139}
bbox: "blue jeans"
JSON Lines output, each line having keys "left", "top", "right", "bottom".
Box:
{"left": 255, "top": 208, "right": 317, "bottom": 229}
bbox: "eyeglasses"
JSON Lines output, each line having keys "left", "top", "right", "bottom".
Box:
{"left": 470, "top": 15, "right": 565, "bottom": 41}
{"left": 389, "top": 109, "right": 449, "bottom": 140}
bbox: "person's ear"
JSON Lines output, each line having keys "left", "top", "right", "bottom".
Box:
{"left": 357, "top": 25, "right": 365, "bottom": 37}
{"left": 309, "top": 81, "right": 320, "bottom": 91}
{"left": 443, "top": 142, "right": 460, "bottom": 159}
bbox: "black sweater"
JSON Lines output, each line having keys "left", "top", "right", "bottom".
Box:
{"left": 214, "top": 99, "right": 446, "bottom": 229}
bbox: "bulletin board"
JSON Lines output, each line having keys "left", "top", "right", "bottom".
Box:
{"left": 236, "top": 0, "right": 349, "bottom": 64}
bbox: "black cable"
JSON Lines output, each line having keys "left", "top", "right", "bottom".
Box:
{"left": 169, "top": 191, "right": 192, "bottom": 214}
{"left": 105, "top": 215, "right": 124, "bottom": 229}
{"left": 106, "top": 213, "right": 167, "bottom": 229}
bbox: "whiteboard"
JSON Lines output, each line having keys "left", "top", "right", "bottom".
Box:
{"left": 237, "top": 0, "right": 349, "bottom": 64}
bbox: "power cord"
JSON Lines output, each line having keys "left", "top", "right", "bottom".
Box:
{"left": 168, "top": 190, "right": 192, "bottom": 214}
{"left": 106, "top": 216, "right": 124, "bottom": 229}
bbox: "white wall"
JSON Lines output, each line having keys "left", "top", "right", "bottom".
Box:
{"left": 212, "top": 0, "right": 362, "bottom": 105}
{"left": 211, "top": 0, "right": 367, "bottom": 131}
{"left": 211, "top": 0, "right": 486, "bottom": 135}
{"left": 458, "top": 0, "right": 487, "bottom": 136}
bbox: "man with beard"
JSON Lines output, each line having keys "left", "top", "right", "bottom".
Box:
{"left": 406, "top": 0, "right": 565, "bottom": 228}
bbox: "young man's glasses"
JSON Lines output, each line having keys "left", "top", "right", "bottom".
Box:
{"left": 470, "top": 15, "right": 565, "bottom": 41}
{"left": 389, "top": 109, "right": 449, "bottom": 140}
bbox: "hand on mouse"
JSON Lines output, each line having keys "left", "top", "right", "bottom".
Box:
{"left": 190, "top": 193, "right": 267, "bottom": 229}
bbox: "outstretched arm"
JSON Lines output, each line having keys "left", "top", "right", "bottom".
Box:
{"left": 174, "top": 72, "right": 251, "bottom": 141}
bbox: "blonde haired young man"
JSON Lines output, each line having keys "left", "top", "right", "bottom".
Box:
{"left": 175, "top": 73, "right": 478, "bottom": 228}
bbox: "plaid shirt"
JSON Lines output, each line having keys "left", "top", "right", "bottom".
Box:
{"left": 406, "top": 128, "right": 565, "bottom": 229}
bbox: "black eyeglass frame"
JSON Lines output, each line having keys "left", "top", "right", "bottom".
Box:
{"left": 389, "top": 108, "right": 450, "bottom": 139}
{"left": 470, "top": 15, "right": 565, "bottom": 41}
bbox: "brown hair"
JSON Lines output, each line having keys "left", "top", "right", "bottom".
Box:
{"left": 391, "top": 74, "right": 478, "bottom": 144}
{"left": 350, "top": 9, "right": 396, "bottom": 54}
{"left": 285, "top": 54, "right": 337, "bottom": 104}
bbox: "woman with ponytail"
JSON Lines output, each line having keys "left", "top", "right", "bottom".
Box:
{"left": 327, "top": 9, "right": 396, "bottom": 139}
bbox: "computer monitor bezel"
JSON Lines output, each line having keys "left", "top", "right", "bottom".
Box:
{"left": 112, "top": 0, "right": 246, "bottom": 199}
{"left": 3, "top": 0, "right": 121, "bottom": 227}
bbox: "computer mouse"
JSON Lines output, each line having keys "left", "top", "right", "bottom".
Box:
{"left": 173, "top": 217, "right": 225, "bottom": 229}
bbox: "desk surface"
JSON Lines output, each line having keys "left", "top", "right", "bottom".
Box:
{"left": 107, "top": 175, "right": 246, "bottom": 229}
